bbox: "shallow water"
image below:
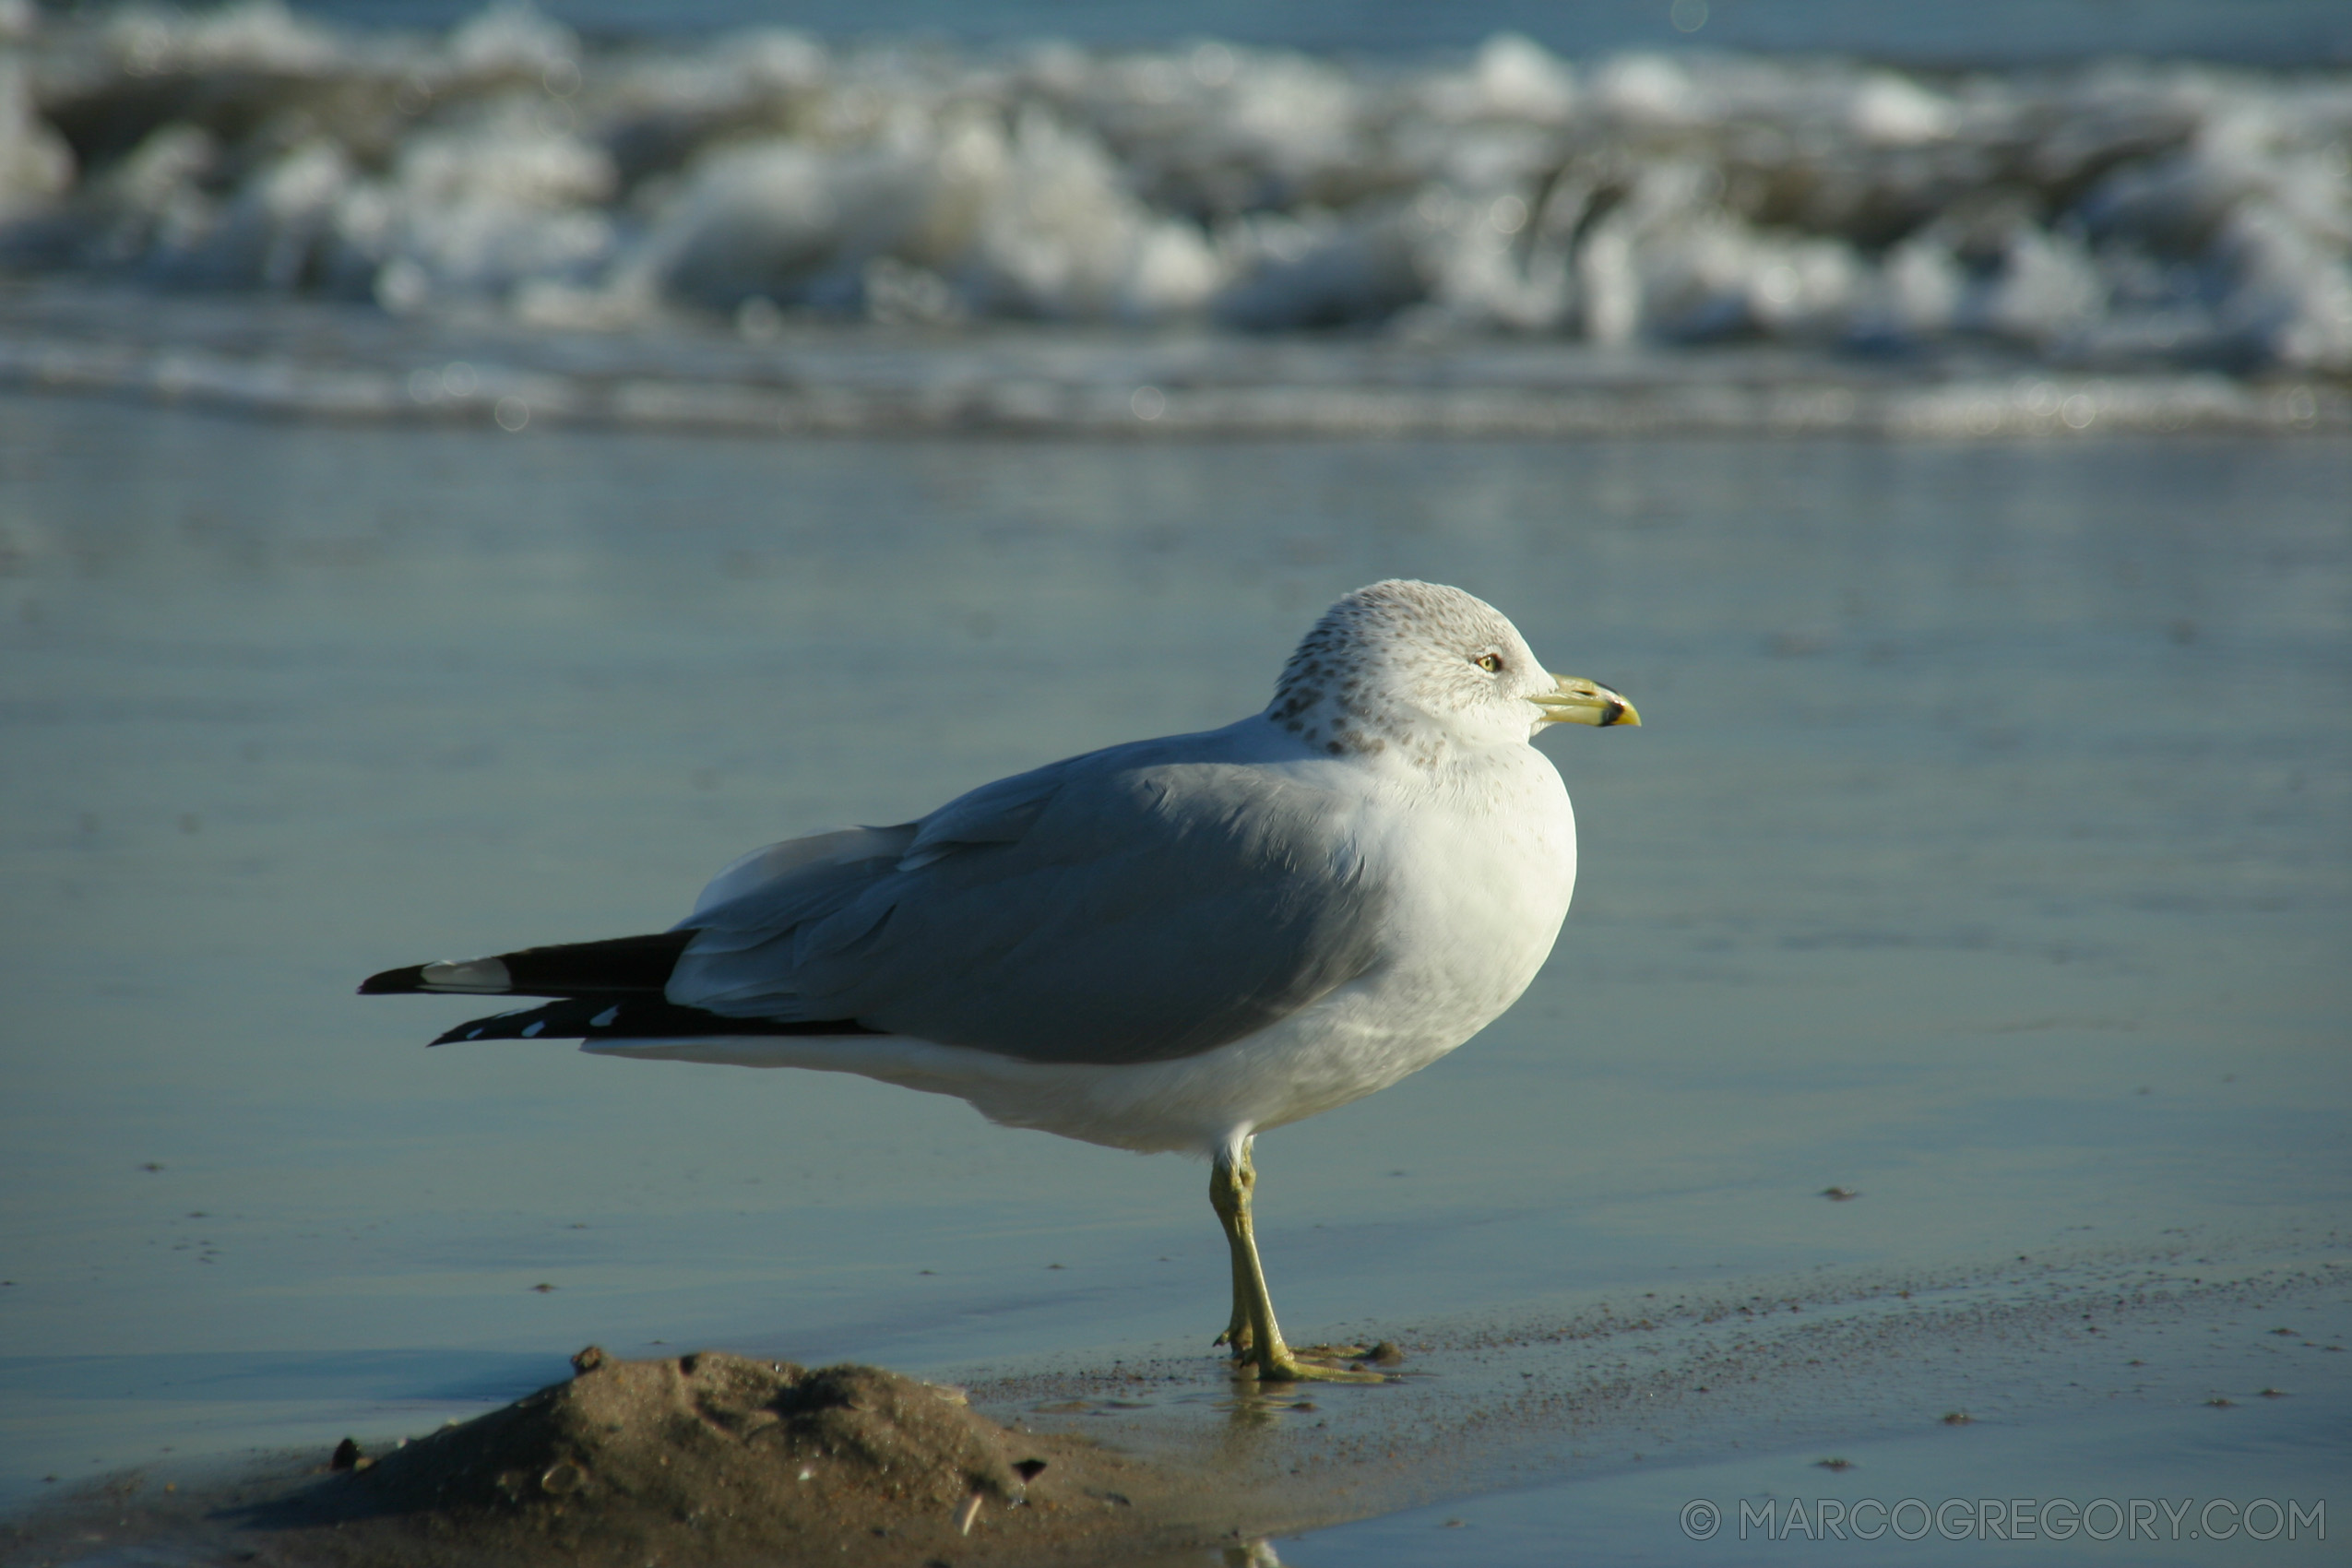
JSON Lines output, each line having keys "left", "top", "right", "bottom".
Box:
{"left": 0, "top": 394, "right": 2346, "bottom": 1550}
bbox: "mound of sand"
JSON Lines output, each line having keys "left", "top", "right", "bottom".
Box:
{"left": 304, "top": 1347, "right": 1218, "bottom": 1566}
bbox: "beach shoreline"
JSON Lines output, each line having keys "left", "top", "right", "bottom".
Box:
{"left": 7, "top": 1230, "right": 2343, "bottom": 1565}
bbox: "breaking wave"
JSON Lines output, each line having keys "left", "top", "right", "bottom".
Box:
{"left": 1, "top": 1, "right": 2346, "bottom": 432}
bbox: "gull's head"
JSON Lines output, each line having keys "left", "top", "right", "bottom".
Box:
{"left": 1268, "top": 580, "right": 1637, "bottom": 764}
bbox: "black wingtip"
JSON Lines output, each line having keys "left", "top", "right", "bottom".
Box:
{"left": 359, "top": 965, "right": 428, "bottom": 995}
{"left": 424, "top": 995, "right": 886, "bottom": 1050}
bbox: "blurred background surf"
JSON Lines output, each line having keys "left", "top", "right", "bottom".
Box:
{"left": 1, "top": 0, "right": 2348, "bottom": 432}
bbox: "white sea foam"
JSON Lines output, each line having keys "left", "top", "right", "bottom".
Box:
{"left": 0, "top": 1, "right": 2346, "bottom": 428}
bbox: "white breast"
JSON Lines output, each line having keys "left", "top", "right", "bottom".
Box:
{"left": 1189, "top": 742, "right": 1576, "bottom": 1135}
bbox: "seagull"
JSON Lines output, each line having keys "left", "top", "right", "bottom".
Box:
{"left": 362, "top": 580, "right": 1637, "bottom": 1381}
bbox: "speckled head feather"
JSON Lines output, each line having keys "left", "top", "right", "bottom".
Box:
{"left": 1266, "top": 580, "right": 1557, "bottom": 766}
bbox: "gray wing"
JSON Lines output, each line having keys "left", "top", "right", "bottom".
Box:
{"left": 667, "top": 732, "right": 1388, "bottom": 1065}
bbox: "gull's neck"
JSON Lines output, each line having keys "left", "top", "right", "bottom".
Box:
{"left": 1261, "top": 678, "right": 1468, "bottom": 771}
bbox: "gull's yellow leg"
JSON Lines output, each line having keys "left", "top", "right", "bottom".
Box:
{"left": 1214, "top": 1233, "right": 1255, "bottom": 1355}
{"left": 1211, "top": 1140, "right": 1256, "bottom": 1357}
{"left": 1209, "top": 1139, "right": 1385, "bottom": 1384}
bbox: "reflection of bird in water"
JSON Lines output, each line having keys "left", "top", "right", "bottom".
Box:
{"left": 363, "top": 580, "right": 1638, "bottom": 1382}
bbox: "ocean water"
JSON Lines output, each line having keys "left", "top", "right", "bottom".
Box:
{"left": 287, "top": 2, "right": 2352, "bottom": 67}
{"left": 3, "top": 0, "right": 2350, "bottom": 438}
{"left": 0, "top": 392, "right": 2346, "bottom": 1558}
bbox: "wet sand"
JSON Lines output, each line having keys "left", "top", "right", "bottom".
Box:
{"left": 6, "top": 1233, "right": 2343, "bottom": 1565}
{"left": 2, "top": 394, "right": 2346, "bottom": 1561}
{"left": 5, "top": 1352, "right": 1290, "bottom": 1568}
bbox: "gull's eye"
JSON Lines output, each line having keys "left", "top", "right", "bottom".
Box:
{"left": 1475, "top": 653, "right": 1503, "bottom": 674}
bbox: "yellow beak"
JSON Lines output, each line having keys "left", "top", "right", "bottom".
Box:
{"left": 1530, "top": 674, "right": 1641, "bottom": 728}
